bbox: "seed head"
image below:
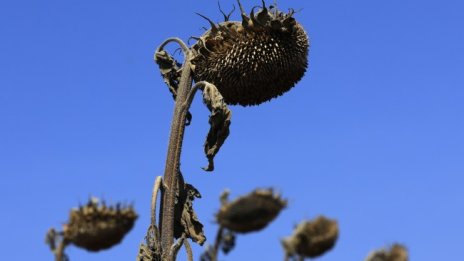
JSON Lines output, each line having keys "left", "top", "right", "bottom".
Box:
{"left": 282, "top": 216, "right": 339, "bottom": 258}
{"left": 63, "top": 197, "right": 138, "bottom": 252}
{"left": 191, "top": 0, "right": 309, "bottom": 106}
{"left": 216, "top": 188, "right": 286, "bottom": 233}
{"left": 365, "top": 244, "right": 409, "bottom": 261}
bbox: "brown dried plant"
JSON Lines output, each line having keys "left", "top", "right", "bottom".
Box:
{"left": 140, "top": 1, "right": 310, "bottom": 260}
{"left": 46, "top": 1, "right": 408, "bottom": 260}
{"left": 46, "top": 197, "right": 137, "bottom": 261}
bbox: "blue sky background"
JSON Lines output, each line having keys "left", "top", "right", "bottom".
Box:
{"left": 1, "top": 0, "right": 463, "bottom": 260}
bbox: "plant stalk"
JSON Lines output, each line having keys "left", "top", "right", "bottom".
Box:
{"left": 159, "top": 56, "right": 193, "bottom": 260}
{"left": 54, "top": 240, "right": 67, "bottom": 261}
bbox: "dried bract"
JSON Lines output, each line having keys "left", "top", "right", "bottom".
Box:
{"left": 282, "top": 216, "right": 338, "bottom": 258}
{"left": 191, "top": 0, "right": 309, "bottom": 106}
{"left": 63, "top": 197, "right": 138, "bottom": 252}
{"left": 365, "top": 244, "right": 409, "bottom": 261}
{"left": 216, "top": 189, "right": 286, "bottom": 233}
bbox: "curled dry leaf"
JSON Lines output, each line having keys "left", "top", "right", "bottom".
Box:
{"left": 45, "top": 228, "right": 57, "bottom": 251}
{"left": 365, "top": 244, "right": 409, "bottom": 261}
{"left": 154, "top": 50, "right": 192, "bottom": 125}
{"left": 155, "top": 50, "right": 181, "bottom": 100}
{"left": 174, "top": 172, "right": 206, "bottom": 245}
{"left": 282, "top": 216, "right": 339, "bottom": 258}
{"left": 62, "top": 197, "right": 138, "bottom": 252}
{"left": 201, "top": 82, "right": 231, "bottom": 171}
{"left": 216, "top": 188, "right": 286, "bottom": 233}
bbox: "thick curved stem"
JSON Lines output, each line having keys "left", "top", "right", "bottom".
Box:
{"left": 211, "top": 226, "right": 225, "bottom": 261}
{"left": 170, "top": 234, "right": 186, "bottom": 259}
{"left": 157, "top": 37, "right": 190, "bottom": 57}
{"left": 183, "top": 81, "right": 210, "bottom": 111}
{"left": 184, "top": 239, "right": 194, "bottom": 261}
{"left": 54, "top": 240, "right": 67, "bottom": 261}
{"left": 157, "top": 39, "right": 194, "bottom": 261}
{"left": 151, "top": 176, "right": 163, "bottom": 228}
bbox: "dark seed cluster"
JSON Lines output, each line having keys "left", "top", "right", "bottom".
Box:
{"left": 282, "top": 216, "right": 339, "bottom": 258}
{"left": 216, "top": 189, "right": 286, "bottom": 233}
{"left": 63, "top": 198, "right": 137, "bottom": 252}
{"left": 191, "top": 1, "right": 309, "bottom": 106}
{"left": 365, "top": 244, "right": 409, "bottom": 261}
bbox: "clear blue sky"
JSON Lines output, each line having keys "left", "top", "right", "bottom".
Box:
{"left": 1, "top": 0, "right": 463, "bottom": 260}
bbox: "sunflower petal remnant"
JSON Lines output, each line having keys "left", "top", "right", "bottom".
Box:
{"left": 216, "top": 188, "right": 286, "bottom": 233}
{"left": 282, "top": 216, "right": 339, "bottom": 259}
{"left": 191, "top": 0, "right": 309, "bottom": 106}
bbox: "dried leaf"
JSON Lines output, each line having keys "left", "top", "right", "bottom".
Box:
{"left": 45, "top": 228, "right": 57, "bottom": 251}
{"left": 201, "top": 83, "right": 232, "bottom": 171}
{"left": 137, "top": 225, "right": 162, "bottom": 261}
{"left": 154, "top": 50, "right": 192, "bottom": 125}
{"left": 154, "top": 50, "right": 181, "bottom": 99}
{"left": 174, "top": 173, "right": 206, "bottom": 245}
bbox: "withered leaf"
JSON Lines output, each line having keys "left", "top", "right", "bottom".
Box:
{"left": 174, "top": 172, "right": 206, "bottom": 245}
{"left": 45, "top": 228, "right": 57, "bottom": 251}
{"left": 137, "top": 225, "right": 162, "bottom": 261}
{"left": 154, "top": 50, "right": 192, "bottom": 125}
{"left": 154, "top": 50, "right": 181, "bottom": 99}
{"left": 201, "top": 83, "right": 232, "bottom": 171}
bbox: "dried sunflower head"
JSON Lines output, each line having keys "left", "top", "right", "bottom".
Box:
{"left": 365, "top": 244, "right": 409, "bottom": 261}
{"left": 282, "top": 216, "right": 339, "bottom": 258}
{"left": 216, "top": 188, "right": 286, "bottom": 233}
{"left": 191, "top": 0, "right": 309, "bottom": 106}
{"left": 63, "top": 197, "right": 138, "bottom": 252}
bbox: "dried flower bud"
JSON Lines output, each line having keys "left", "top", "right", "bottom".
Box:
{"left": 282, "top": 216, "right": 339, "bottom": 258}
{"left": 63, "top": 197, "right": 138, "bottom": 252}
{"left": 191, "top": 0, "right": 309, "bottom": 106}
{"left": 216, "top": 189, "right": 286, "bottom": 233}
{"left": 365, "top": 244, "right": 408, "bottom": 261}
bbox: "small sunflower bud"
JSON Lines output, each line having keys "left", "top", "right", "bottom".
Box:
{"left": 63, "top": 197, "right": 138, "bottom": 252}
{"left": 216, "top": 189, "right": 286, "bottom": 233}
{"left": 282, "top": 216, "right": 339, "bottom": 258}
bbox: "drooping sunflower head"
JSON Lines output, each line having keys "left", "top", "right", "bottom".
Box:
{"left": 216, "top": 188, "right": 287, "bottom": 233}
{"left": 63, "top": 197, "right": 138, "bottom": 252}
{"left": 191, "top": 0, "right": 309, "bottom": 106}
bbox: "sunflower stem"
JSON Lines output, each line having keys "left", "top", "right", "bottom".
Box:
{"left": 54, "top": 240, "right": 67, "bottom": 261}
{"left": 211, "top": 226, "right": 225, "bottom": 261}
{"left": 156, "top": 40, "right": 194, "bottom": 261}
